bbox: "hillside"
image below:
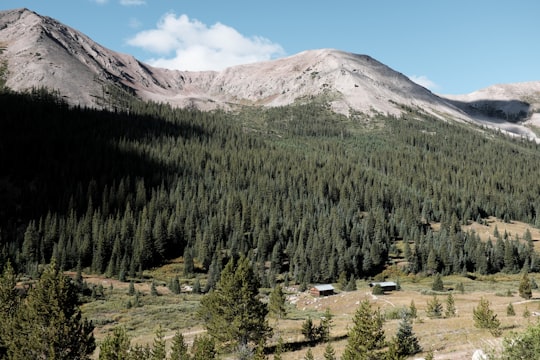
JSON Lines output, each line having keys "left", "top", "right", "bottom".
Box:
{"left": 2, "top": 80, "right": 540, "bottom": 359}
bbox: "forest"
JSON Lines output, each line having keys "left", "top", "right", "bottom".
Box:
{"left": 1, "top": 88, "right": 540, "bottom": 289}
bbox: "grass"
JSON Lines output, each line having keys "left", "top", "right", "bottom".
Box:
{"left": 80, "top": 216, "right": 540, "bottom": 358}
{"left": 81, "top": 268, "right": 540, "bottom": 359}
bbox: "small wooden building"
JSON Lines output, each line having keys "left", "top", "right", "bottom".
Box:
{"left": 368, "top": 281, "right": 398, "bottom": 292}
{"left": 310, "top": 284, "right": 335, "bottom": 297}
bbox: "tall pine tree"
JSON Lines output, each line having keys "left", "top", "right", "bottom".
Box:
{"left": 198, "top": 255, "right": 271, "bottom": 350}
{"left": 342, "top": 300, "right": 385, "bottom": 360}
{"left": 7, "top": 260, "right": 95, "bottom": 359}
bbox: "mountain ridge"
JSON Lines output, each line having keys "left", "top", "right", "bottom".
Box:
{"left": 1, "top": 8, "right": 539, "bottom": 140}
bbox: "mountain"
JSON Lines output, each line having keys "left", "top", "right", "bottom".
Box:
{"left": 444, "top": 82, "right": 540, "bottom": 129}
{"left": 1, "top": 8, "right": 539, "bottom": 140}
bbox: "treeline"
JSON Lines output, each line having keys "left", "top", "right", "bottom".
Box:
{"left": 1, "top": 89, "right": 540, "bottom": 284}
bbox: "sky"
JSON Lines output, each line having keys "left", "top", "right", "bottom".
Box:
{"left": 3, "top": 0, "right": 540, "bottom": 94}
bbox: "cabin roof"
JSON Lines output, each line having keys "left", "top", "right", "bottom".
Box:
{"left": 313, "top": 284, "right": 335, "bottom": 291}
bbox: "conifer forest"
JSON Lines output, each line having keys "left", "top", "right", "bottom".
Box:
{"left": 1, "top": 89, "right": 540, "bottom": 284}
{"left": 2, "top": 89, "right": 540, "bottom": 358}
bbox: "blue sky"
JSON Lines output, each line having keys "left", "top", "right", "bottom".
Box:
{"left": 4, "top": 0, "right": 540, "bottom": 94}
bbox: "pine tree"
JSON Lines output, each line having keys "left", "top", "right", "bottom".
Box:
{"left": 431, "top": 273, "right": 444, "bottom": 291}
{"left": 519, "top": 272, "right": 533, "bottom": 300}
{"left": 151, "top": 280, "right": 159, "bottom": 296}
{"left": 8, "top": 260, "right": 95, "bottom": 359}
{"left": 128, "top": 280, "right": 135, "bottom": 295}
{"left": 301, "top": 316, "right": 317, "bottom": 343}
{"left": 170, "top": 275, "right": 181, "bottom": 295}
{"left": 346, "top": 275, "right": 357, "bottom": 291}
{"left": 319, "top": 308, "right": 334, "bottom": 342}
{"left": 342, "top": 300, "right": 385, "bottom": 360}
{"left": 198, "top": 255, "right": 271, "bottom": 349}
{"left": 252, "top": 339, "right": 267, "bottom": 360}
{"left": 473, "top": 297, "right": 501, "bottom": 337}
{"left": 445, "top": 293, "right": 456, "bottom": 318}
{"left": 170, "top": 331, "right": 190, "bottom": 360}
{"left": 191, "top": 335, "right": 216, "bottom": 360}
{"left": 304, "top": 348, "right": 314, "bottom": 360}
{"left": 323, "top": 343, "right": 336, "bottom": 360}
{"left": 269, "top": 284, "right": 287, "bottom": 321}
{"left": 0, "top": 261, "right": 18, "bottom": 358}
{"left": 500, "top": 321, "right": 540, "bottom": 359}
{"left": 409, "top": 299, "right": 417, "bottom": 319}
{"left": 183, "top": 246, "right": 194, "bottom": 277}
{"left": 151, "top": 326, "right": 166, "bottom": 360}
{"left": 506, "top": 303, "right": 516, "bottom": 316}
{"left": 394, "top": 314, "right": 422, "bottom": 357}
{"left": 98, "top": 327, "right": 131, "bottom": 360}
{"left": 426, "top": 295, "right": 443, "bottom": 319}
{"left": 273, "top": 337, "right": 285, "bottom": 360}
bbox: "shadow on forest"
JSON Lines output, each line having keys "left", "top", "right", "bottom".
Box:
{"left": 445, "top": 98, "right": 530, "bottom": 123}
{"left": 0, "top": 91, "right": 208, "bottom": 227}
{"left": 264, "top": 335, "right": 348, "bottom": 355}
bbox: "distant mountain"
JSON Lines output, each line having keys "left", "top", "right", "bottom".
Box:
{"left": 444, "top": 82, "right": 540, "bottom": 130}
{"left": 1, "top": 8, "right": 539, "bottom": 140}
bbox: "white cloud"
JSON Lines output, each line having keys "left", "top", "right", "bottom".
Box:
{"left": 127, "top": 13, "right": 285, "bottom": 71}
{"left": 92, "top": 0, "right": 108, "bottom": 4}
{"left": 409, "top": 75, "right": 439, "bottom": 91}
{"left": 120, "top": 0, "right": 146, "bottom": 5}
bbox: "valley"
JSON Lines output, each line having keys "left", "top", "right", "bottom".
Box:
{"left": 1, "top": 6, "right": 540, "bottom": 360}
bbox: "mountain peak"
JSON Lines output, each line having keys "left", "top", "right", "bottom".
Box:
{"left": 1, "top": 8, "right": 539, "bottom": 140}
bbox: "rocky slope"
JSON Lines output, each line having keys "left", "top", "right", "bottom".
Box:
{"left": 1, "top": 8, "right": 539, "bottom": 140}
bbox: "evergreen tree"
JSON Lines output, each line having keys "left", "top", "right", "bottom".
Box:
{"left": 170, "top": 331, "right": 190, "bottom": 360}
{"left": 0, "top": 261, "right": 18, "bottom": 358}
{"left": 151, "top": 326, "right": 166, "bottom": 360}
{"left": 500, "top": 321, "right": 540, "bottom": 359}
{"left": 473, "top": 297, "right": 501, "bottom": 337}
{"left": 506, "top": 303, "right": 515, "bottom": 316}
{"left": 198, "top": 255, "right": 271, "bottom": 349}
{"left": 273, "top": 337, "right": 285, "bottom": 360}
{"left": 301, "top": 316, "right": 317, "bottom": 343}
{"left": 346, "top": 275, "right": 357, "bottom": 291}
{"left": 342, "top": 300, "right": 385, "bottom": 360}
{"left": 252, "top": 339, "right": 267, "bottom": 360}
{"left": 151, "top": 280, "right": 159, "bottom": 296}
{"left": 394, "top": 314, "right": 421, "bottom": 357}
{"left": 319, "top": 308, "right": 334, "bottom": 342}
{"left": 431, "top": 273, "right": 444, "bottom": 291}
{"left": 426, "top": 295, "right": 443, "bottom": 319}
{"left": 409, "top": 299, "right": 417, "bottom": 319}
{"left": 192, "top": 278, "right": 201, "bottom": 294}
{"left": 183, "top": 247, "right": 194, "bottom": 277}
{"left": 445, "top": 293, "right": 456, "bottom": 318}
{"left": 8, "top": 261, "right": 95, "bottom": 359}
{"left": 191, "top": 335, "right": 216, "bottom": 360}
{"left": 98, "top": 327, "right": 131, "bottom": 360}
{"left": 372, "top": 284, "right": 384, "bottom": 295}
{"left": 519, "top": 272, "right": 533, "bottom": 300}
{"left": 268, "top": 284, "right": 287, "bottom": 321}
{"left": 304, "top": 348, "right": 314, "bottom": 360}
{"left": 170, "top": 275, "right": 181, "bottom": 295}
{"left": 323, "top": 343, "right": 336, "bottom": 360}
{"left": 128, "top": 280, "right": 135, "bottom": 296}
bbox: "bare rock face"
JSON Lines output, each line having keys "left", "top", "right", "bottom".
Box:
{"left": 1, "top": 8, "right": 539, "bottom": 141}
{"left": 0, "top": 8, "right": 463, "bottom": 118}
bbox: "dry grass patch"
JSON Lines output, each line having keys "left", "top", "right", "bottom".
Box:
{"left": 463, "top": 216, "right": 540, "bottom": 251}
{"left": 276, "top": 274, "right": 538, "bottom": 359}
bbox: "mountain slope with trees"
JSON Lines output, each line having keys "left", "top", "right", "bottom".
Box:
{"left": 1, "top": 89, "right": 540, "bottom": 285}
